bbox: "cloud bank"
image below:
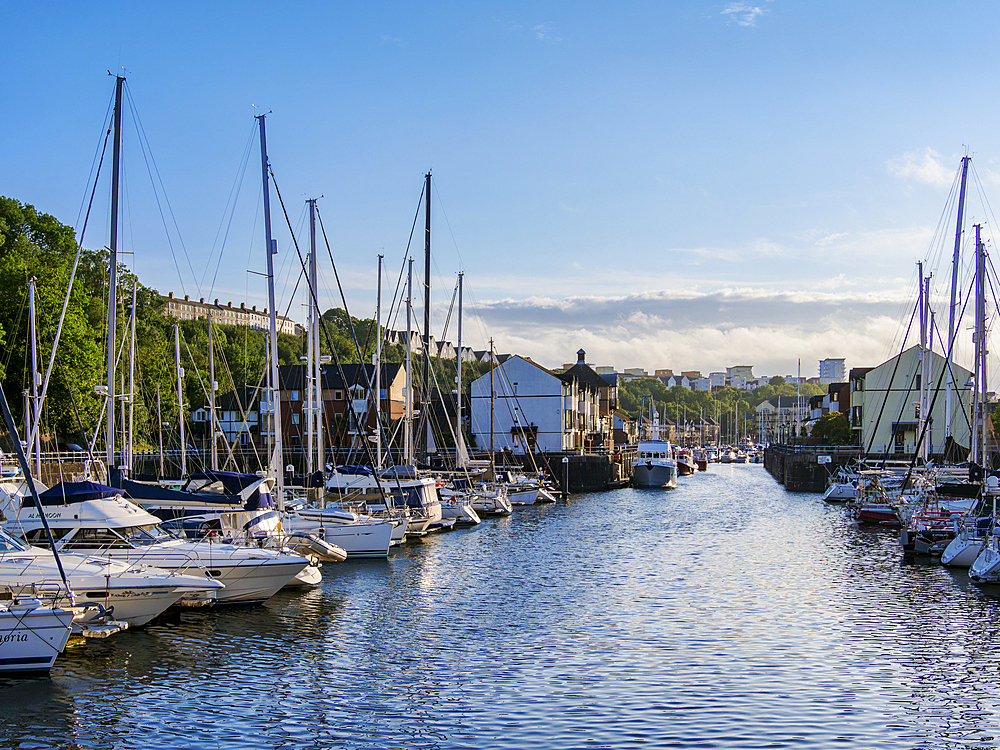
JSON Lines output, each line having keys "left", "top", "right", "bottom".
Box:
{"left": 466, "top": 286, "right": 912, "bottom": 377}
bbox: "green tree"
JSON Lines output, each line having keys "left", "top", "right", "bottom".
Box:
{"left": 0, "top": 197, "right": 105, "bottom": 445}
{"left": 810, "top": 411, "right": 853, "bottom": 445}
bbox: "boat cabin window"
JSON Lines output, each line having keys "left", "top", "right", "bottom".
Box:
{"left": 23, "top": 527, "right": 73, "bottom": 546}
{"left": 60, "top": 527, "right": 133, "bottom": 550}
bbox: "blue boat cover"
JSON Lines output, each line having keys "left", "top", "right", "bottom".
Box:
{"left": 335, "top": 465, "right": 373, "bottom": 476}
{"left": 108, "top": 468, "right": 274, "bottom": 510}
{"left": 25, "top": 481, "right": 120, "bottom": 507}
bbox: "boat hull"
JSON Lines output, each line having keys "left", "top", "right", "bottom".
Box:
{"left": 632, "top": 462, "right": 677, "bottom": 489}
{"left": 941, "top": 535, "right": 984, "bottom": 567}
{"left": 0, "top": 602, "right": 72, "bottom": 673}
{"left": 286, "top": 515, "right": 394, "bottom": 558}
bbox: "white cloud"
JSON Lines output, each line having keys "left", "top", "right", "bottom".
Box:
{"left": 531, "top": 23, "right": 563, "bottom": 42}
{"left": 493, "top": 17, "right": 562, "bottom": 41}
{"left": 815, "top": 232, "right": 848, "bottom": 247}
{"left": 721, "top": 2, "right": 767, "bottom": 27}
{"left": 465, "top": 285, "right": 919, "bottom": 376}
{"left": 886, "top": 148, "right": 956, "bottom": 188}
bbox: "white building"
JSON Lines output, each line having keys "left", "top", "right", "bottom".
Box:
{"left": 470, "top": 350, "right": 612, "bottom": 453}
{"left": 691, "top": 377, "right": 712, "bottom": 391}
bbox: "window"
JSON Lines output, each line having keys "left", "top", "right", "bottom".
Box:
{"left": 334, "top": 390, "right": 344, "bottom": 400}
{"left": 290, "top": 390, "right": 300, "bottom": 401}
{"left": 292, "top": 413, "right": 300, "bottom": 424}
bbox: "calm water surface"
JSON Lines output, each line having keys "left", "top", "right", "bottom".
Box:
{"left": 4, "top": 465, "right": 1000, "bottom": 749}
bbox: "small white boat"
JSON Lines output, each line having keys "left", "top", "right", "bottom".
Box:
{"left": 469, "top": 483, "right": 513, "bottom": 515}
{"left": 440, "top": 500, "right": 481, "bottom": 526}
{"left": 0, "top": 598, "right": 73, "bottom": 673}
{"left": 284, "top": 507, "right": 396, "bottom": 558}
{"left": 941, "top": 517, "right": 990, "bottom": 567}
{"left": 969, "top": 533, "right": 1000, "bottom": 585}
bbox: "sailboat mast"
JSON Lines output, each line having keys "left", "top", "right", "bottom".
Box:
{"left": 208, "top": 309, "right": 217, "bottom": 471}
{"left": 311, "top": 206, "right": 323, "bottom": 475}
{"left": 257, "top": 113, "right": 284, "bottom": 506}
{"left": 106, "top": 74, "right": 125, "bottom": 472}
{"left": 421, "top": 171, "right": 431, "bottom": 460}
{"left": 946, "top": 156, "right": 971, "bottom": 445}
{"left": 918, "top": 262, "right": 928, "bottom": 461}
{"left": 157, "top": 384, "right": 164, "bottom": 476}
{"left": 376, "top": 254, "right": 383, "bottom": 469}
{"left": 980, "top": 231, "right": 988, "bottom": 468}
{"left": 489, "top": 337, "right": 495, "bottom": 472}
{"left": 175, "top": 323, "right": 186, "bottom": 476}
{"left": 28, "top": 277, "right": 40, "bottom": 477}
{"left": 26, "top": 281, "right": 39, "bottom": 473}
{"left": 974, "top": 224, "right": 986, "bottom": 465}
{"left": 306, "top": 198, "right": 317, "bottom": 476}
{"left": 456, "top": 271, "right": 463, "bottom": 465}
{"left": 128, "top": 282, "right": 136, "bottom": 474}
{"left": 405, "top": 258, "right": 413, "bottom": 464}
{"left": 923, "top": 273, "right": 932, "bottom": 460}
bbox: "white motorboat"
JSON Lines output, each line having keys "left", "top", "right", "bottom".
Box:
{"left": 822, "top": 481, "right": 857, "bottom": 502}
{"left": 821, "top": 467, "right": 860, "bottom": 502}
{"left": 495, "top": 471, "right": 540, "bottom": 505}
{"left": 282, "top": 507, "right": 396, "bottom": 559}
{"left": 0, "top": 525, "right": 221, "bottom": 627}
{"left": 441, "top": 480, "right": 512, "bottom": 516}
{"left": 0, "top": 598, "right": 73, "bottom": 673}
{"left": 632, "top": 440, "right": 678, "bottom": 489}
{"left": 2, "top": 481, "right": 309, "bottom": 606}
{"left": 439, "top": 499, "right": 481, "bottom": 527}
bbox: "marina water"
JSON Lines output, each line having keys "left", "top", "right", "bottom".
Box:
{"left": 3, "top": 464, "right": 1000, "bottom": 749}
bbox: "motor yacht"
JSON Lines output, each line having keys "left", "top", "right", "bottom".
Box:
{"left": 1, "top": 481, "right": 310, "bottom": 606}
{"left": 0, "top": 524, "right": 221, "bottom": 627}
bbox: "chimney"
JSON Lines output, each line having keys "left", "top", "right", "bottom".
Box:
{"left": 168, "top": 291, "right": 173, "bottom": 299}
{"left": 577, "top": 349, "right": 586, "bottom": 364}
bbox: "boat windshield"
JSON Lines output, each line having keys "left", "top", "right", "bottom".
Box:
{"left": 117, "top": 524, "right": 174, "bottom": 544}
{"left": 0, "top": 526, "right": 30, "bottom": 552}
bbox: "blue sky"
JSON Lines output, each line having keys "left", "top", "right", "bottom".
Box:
{"left": 5, "top": 1, "right": 1000, "bottom": 380}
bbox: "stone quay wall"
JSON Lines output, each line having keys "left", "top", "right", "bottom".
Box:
{"left": 764, "top": 445, "right": 861, "bottom": 493}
